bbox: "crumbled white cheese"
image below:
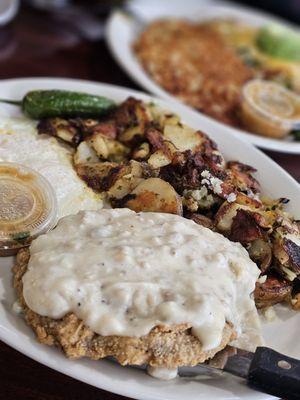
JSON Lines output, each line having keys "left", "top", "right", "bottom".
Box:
{"left": 226, "top": 193, "right": 237, "bottom": 203}
{"left": 191, "top": 186, "right": 208, "bottom": 201}
{"left": 246, "top": 190, "right": 260, "bottom": 201}
{"left": 183, "top": 187, "right": 214, "bottom": 209}
{"left": 201, "top": 170, "right": 210, "bottom": 179}
{"left": 200, "top": 170, "right": 223, "bottom": 195}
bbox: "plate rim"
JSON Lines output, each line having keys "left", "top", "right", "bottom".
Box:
{"left": 105, "top": 4, "right": 300, "bottom": 154}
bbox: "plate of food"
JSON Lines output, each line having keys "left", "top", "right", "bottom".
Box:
{"left": 106, "top": 3, "right": 300, "bottom": 154}
{"left": 0, "top": 77, "right": 300, "bottom": 400}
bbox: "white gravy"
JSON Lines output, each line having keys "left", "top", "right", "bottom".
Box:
{"left": 23, "top": 209, "right": 262, "bottom": 352}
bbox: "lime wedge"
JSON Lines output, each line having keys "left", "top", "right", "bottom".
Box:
{"left": 256, "top": 24, "right": 300, "bottom": 61}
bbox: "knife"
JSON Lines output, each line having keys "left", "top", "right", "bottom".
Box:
{"left": 178, "top": 346, "right": 300, "bottom": 400}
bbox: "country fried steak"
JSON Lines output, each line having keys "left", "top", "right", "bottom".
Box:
{"left": 13, "top": 248, "right": 235, "bottom": 367}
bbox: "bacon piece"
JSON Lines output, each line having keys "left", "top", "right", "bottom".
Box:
{"left": 185, "top": 212, "right": 214, "bottom": 229}
{"left": 160, "top": 150, "right": 206, "bottom": 193}
{"left": 229, "top": 209, "right": 262, "bottom": 243}
{"left": 145, "top": 127, "right": 166, "bottom": 151}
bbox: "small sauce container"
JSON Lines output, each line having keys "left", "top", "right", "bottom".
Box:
{"left": 240, "top": 79, "right": 300, "bottom": 138}
{"left": 0, "top": 162, "right": 58, "bottom": 256}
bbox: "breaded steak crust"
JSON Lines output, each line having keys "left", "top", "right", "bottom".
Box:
{"left": 13, "top": 248, "right": 235, "bottom": 368}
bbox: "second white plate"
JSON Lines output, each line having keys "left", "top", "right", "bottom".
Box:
{"left": 106, "top": 3, "right": 300, "bottom": 154}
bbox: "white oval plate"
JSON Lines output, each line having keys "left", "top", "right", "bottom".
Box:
{"left": 0, "top": 0, "right": 19, "bottom": 26}
{"left": 0, "top": 78, "right": 300, "bottom": 400}
{"left": 106, "top": 3, "right": 300, "bottom": 154}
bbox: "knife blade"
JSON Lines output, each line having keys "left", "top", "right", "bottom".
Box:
{"left": 178, "top": 346, "right": 300, "bottom": 400}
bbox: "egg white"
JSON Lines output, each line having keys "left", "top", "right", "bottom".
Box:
{"left": 0, "top": 117, "right": 103, "bottom": 218}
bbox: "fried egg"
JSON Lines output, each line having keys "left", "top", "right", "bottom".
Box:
{"left": 0, "top": 117, "right": 103, "bottom": 218}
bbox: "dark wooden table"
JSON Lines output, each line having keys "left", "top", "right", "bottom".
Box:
{"left": 0, "top": 4, "right": 299, "bottom": 400}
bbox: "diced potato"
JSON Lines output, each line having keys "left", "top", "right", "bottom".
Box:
{"left": 254, "top": 274, "right": 292, "bottom": 308}
{"left": 74, "top": 141, "right": 98, "bottom": 165}
{"left": 163, "top": 123, "right": 204, "bottom": 152}
{"left": 163, "top": 114, "right": 181, "bottom": 126}
{"left": 89, "top": 135, "right": 108, "bottom": 158}
{"left": 147, "top": 149, "right": 171, "bottom": 169}
{"left": 215, "top": 202, "right": 244, "bottom": 232}
{"left": 108, "top": 160, "right": 144, "bottom": 199}
{"left": 132, "top": 142, "right": 150, "bottom": 159}
{"left": 146, "top": 103, "right": 180, "bottom": 127}
{"left": 76, "top": 160, "right": 144, "bottom": 198}
{"left": 118, "top": 125, "right": 144, "bottom": 144}
{"left": 76, "top": 162, "right": 121, "bottom": 192}
{"left": 273, "top": 224, "right": 300, "bottom": 280}
{"left": 89, "top": 133, "right": 129, "bottom": 162}
{"left": 248, "top": 238, "right": 272, "bottom": 273}
{"left": 38, "top": 118, "right": 79, "bottom": 145}
{"left": 125, "top": 177, "right": 182, "bottom": 215}
{"left": 215, "top": 201, "right": 269, "bottom": 234}
{"left": 235, "top": 192, "right": 262, "bottom": 209}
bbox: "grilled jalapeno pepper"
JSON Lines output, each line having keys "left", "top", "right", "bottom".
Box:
{"left": 0, "top": 90, "right": 116, "bottom": 119}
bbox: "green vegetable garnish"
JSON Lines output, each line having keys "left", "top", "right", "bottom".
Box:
{"left": 237, "top": 46, "right": 261, "bottom": 68}
{"left": 11, "top": 231, "right": 30, "bottom": 242}
{"left": 256, "top": 24, "right": 300, "bottom": 61}
{"left": 291, "top": 130, "right": 300, "bottom": 141}
{"left": 0, "top": 90, "right": 116, "bottom": 119}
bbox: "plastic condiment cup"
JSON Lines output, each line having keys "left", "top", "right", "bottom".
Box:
{"left": 240, "top": 79, "right": 300, "bottom": 138}
{"left": 0, "top": 162, "right": 58, "bottom": 256}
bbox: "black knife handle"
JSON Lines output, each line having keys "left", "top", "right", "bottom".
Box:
{"left": 248, "top": 346, "right": 300, "bottom": 400}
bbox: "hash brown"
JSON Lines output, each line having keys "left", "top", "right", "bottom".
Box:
{"left": 134, "top": 20, "right": 254, "bottom": 126}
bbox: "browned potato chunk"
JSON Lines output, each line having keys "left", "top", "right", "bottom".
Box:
{"left": 273, "top": 223, "right": 300, "bottom": 280}
{"left": 76, "top": 160, "right": 143, "bottom": 199}
{"left": 115, "top": 97, "right": 150, "bottom": 144}
{"left": 185, "top": 212, "right": 214, "bottom": 229}
{"left": 147, "top": 150, "right": 172, "bottom": 169}
{"left": 76, "top": 162, "right": 122, "bottom": 192}
{"left": 38, "top": 118, "right": 80, "bottom": 146}
{"left": 163, "top": 123, "right": 204, "bottom": 152}
{"left": 118, "top": 125, "right": 144, "bottom": 144}
{"left": 248, "top": 238, "right": 272, "bottom": 273}
{"left": 215, "top": 201, "right": 268, "bottom": 234}
{"left": 132, "top": 142, "right": 150, "bottom": 160}
{"left": 227, "top": 161, "right": 260, "bottom": 194}
{"left": 107, "top": 160, "right": 144, "bottom": 199}
{"left": 125, "top": 177, "right": 183, "bottom": 215}
{"left": 215, "top": 202, "right": 243, "bottom": 232}
{"left": 254, "top": 274, "right": 292, "bottom": 308}
{"left": 89, "top": 133, "right": 129, "bottom": 162}
{"left": 235, "top": 192, "right": 262, "bottom": 209}
{"left": 74, "top": 141, "right": 98, "bottom": 165}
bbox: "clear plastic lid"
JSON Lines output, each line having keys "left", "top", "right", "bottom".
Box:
{"left": 242, "top": 79, "right": 300, "bottom": 128}
{"left": 0, "top": 162, "right": 58, "bottom": 255}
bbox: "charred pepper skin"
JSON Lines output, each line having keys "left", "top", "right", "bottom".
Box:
{"left": 0, "top": 90, "right": 116, "bottom": 119}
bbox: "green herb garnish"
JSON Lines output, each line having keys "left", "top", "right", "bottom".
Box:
{"left": 11, "top": 231, "right": 30, "bottom": 242}
{"left": 291, "top": 130, "right": 300, "bottom": 141}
